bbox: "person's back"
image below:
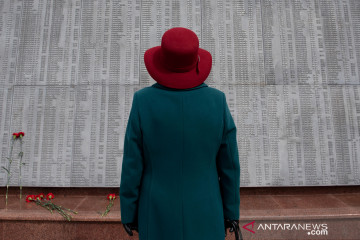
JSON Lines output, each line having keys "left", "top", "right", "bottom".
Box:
{"left": 120, "top": 27, "right": 240, "bottom": 240}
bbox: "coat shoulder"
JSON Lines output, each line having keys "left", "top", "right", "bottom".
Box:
{"left": 134, "top": 85, "right": 226, "bottom": 99}
{"left": 203, "top": 86, "right": 226, "bottom": 97}
{"left": 134, "top": 86, "right": 154, "bottom": 97}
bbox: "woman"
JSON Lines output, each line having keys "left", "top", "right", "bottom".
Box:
{"left": 120, "top": 27, "right": 240, "bottom": 240}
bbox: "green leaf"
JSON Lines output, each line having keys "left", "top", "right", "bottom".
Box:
{"left": 1, "top": 166, "right": 9, "bottom": 174}
{"left": 18, "top": 152, "right": 23, "bottom": 157}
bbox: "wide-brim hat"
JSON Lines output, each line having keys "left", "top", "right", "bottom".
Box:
{"left": 144, "top": 27, "right": 212, "bottom": 89}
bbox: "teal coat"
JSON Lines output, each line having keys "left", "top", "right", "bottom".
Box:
{"left": 120, "top": 82, "right": 240, "bottom": 240}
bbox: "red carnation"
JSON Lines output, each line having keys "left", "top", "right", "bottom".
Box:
{"left": 25, "top": 195, "right": 35, "bottom": 202}
{"left": 107, "top": 193, "right": 116, "bottom": 200}
{"left": 25, "top": 192, "right": 77, "bottom": 221}
{"left": 102, "top": 194, "right": 116, "bottom": 216}
{"left": 12, "top": 132, "right": 19, "bottom": 139}
{"left": 107, "top": 193, "right": 112, "bottom": 200}
{"left": 46, "top": 193, "right": 55, "bottom": 200}
{"left": 19, "top": 132, "right": 25, "bottom": 137}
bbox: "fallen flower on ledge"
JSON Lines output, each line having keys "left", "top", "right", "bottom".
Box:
{"left": 25, "top": 192, "right": 78, "bottom": 221}
{"left": 101, "top": 193, "right": 116, "bottom": 217}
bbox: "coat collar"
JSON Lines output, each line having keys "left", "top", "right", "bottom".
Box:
{"left": 151, "top": 82, "right": 208, "bottom": 91}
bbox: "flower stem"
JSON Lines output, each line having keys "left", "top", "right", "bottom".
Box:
{"left": 18, "top": 137, "right": 24, "bottom": 200}
{"left": 43, "top": 199, "right": 75, "bottom": 221}
{"left": 101, "top": 199, "right": 114, "bottom": 217}
{"left": 5, "top": 138, "right": 16, "bottom": 208}
{"left": 40, "top": 200, "right": 54, "bottom": 213}
{"left": 53, "top": 204, "right": 72, "bottom": 221}
{"left": 61, "top": 206, "right": 78, "bottom": 214}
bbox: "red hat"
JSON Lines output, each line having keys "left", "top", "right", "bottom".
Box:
{"left": 144, "top": 27, "right": 212, "bottom": 89}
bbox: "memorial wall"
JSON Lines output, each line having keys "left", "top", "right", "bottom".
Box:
{"left": 0, "top": 0, "right": 359, "bottom": 187}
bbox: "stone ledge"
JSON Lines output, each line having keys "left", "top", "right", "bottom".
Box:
{"left": 1, "top": 186, "right": 360, "bottom": 222}
{"left": 240, "top": 185, "right": 360, "bottom": 221}
{"left": 0, "top": 186, "right": 359, "bottom": 239}
{"left": 0, "top": 187, "right": 121, "bottom": 222}
{"left": 239, "top": 186, "right": 360, "bottom": 239}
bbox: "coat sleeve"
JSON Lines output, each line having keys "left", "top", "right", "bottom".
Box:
{"left": 216, "top": 93, "right": 240, "bottom": 220}
{"left": 120, "top": 92, "right": 144, "bottom": 224}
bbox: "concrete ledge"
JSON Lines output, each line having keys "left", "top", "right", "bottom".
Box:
{"left": 240, "top": 186, "right": 360, "bottom": 220}
{"left": 0, "top": 186, "right": 359, "bottom": 239}
{"left": 0, "top": 187, "right": 131, "bottom": 240}
{"left": 0, "top": 187, "right": 121, "bottom": 222}
{"left": 239, "top": 186, "right": 360, "bottom": 239}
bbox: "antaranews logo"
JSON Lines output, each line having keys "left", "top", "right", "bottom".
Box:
{"left": 242, "top": 221, "right": 328, "bottom": 236}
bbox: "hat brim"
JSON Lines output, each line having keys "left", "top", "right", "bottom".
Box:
{"left": 144, "top": 46, "right": 212, "bottom": 89}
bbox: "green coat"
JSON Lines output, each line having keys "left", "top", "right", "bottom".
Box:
{"left": 120, "top": 82, "right": 240, "bottom": 240}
